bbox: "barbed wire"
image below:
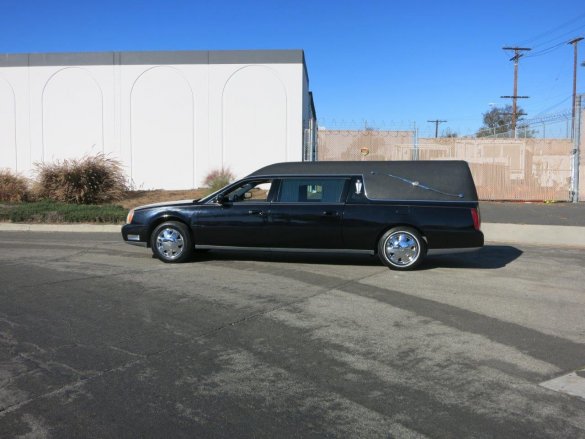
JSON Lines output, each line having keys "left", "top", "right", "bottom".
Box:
{"left": 475, "top": 109, "right": 573, "bottom": 137}
{"left": 318, "top": 107, "right": 578, "bottom": 140}
{"left": 317, "top": 118, "right": 416, "bottom": 131}
{"left": 317, "top": 129, "right": 415, "bottom": 138}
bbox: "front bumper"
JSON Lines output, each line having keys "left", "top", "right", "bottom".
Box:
{"left": 121, "top": 224, "right": 149, "bottom": 247}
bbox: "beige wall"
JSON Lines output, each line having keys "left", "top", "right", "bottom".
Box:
{"left": 318, "top": 130, "right": 575, "bottom": 201}
{"left": 318, "top": 130, "right": 415, "bottom": 161}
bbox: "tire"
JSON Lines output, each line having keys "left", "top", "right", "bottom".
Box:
{"left": 377, "top": 227, "right": 426, "bottom": 271}
{"left": 150, "top": 221, "right": 193, "bottom": 263}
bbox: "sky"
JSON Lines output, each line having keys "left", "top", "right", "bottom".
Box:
{"left": 2, "top": 0, "right": 585, "bottom": 137}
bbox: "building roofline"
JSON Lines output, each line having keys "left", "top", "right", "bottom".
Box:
{"left": 0, "top": 49, "right": 306, "bottom": 67}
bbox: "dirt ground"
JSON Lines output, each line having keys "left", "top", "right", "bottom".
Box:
{"left": 119, "top": 189, "right": 208, "bottom": 209}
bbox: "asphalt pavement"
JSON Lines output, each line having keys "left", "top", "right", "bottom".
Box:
{"left": 0, "top": 231, "right": 584, "bottom": 438}
{"left": 480, "top": 201, "right": 585, "bottom": 227}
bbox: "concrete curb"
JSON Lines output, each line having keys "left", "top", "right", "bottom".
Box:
{"left": 1, "top": 222, "right": 584, "bottom": 248}
{"left": 0, "top": 223, "right": 121, "bottom": 233}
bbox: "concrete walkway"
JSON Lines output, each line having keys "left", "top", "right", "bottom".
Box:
{"left": 0, "top": 223, "right": 120, "bottom": 233}
{"left": 481, "top": 223, "right": 585, "bottom": 248}
{"left": 479, "top": 202, "right": 585, "bottom": 247}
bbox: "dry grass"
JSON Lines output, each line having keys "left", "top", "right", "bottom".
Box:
{"left": 118, "top": 167, "right": 236, "bottom": 209}
{"left": 0, "top": 169, "right": 31, "bottom": 202}
{"left": 203, "top": 168, "right": 236, "bottom": 193}
{"left": 34, "top": 154, "right": 128, "bottom": 204}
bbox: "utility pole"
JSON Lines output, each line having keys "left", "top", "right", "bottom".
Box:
{"left": 571, "top": 94, "right": 582, "bottom": 202}
{"left": 569, "top": 37, "right": 583, "bottom": 139}
{"left": 501, "top": 47, "right": 531, "bottom": 138}
{"left": 427, "top": 119, "right": 447, "bottom": 138}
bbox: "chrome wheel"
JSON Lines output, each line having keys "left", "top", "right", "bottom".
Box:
{"left": 155, "top": 227, "right": 185, "bottom": 261}
{"left": 384, "top": 232, "right": 419, "bottom": 267}
{"left": 378, "top": 227, "right": 426, "bottom": 270}
{"left": 151, "top": 221, "right": 193, "bottom": 263}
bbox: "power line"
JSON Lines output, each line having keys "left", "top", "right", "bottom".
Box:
{"left": 517, "top": 12, "right": 585, "bottom": 47}
{"left": 525, "top": 40, "right": 569, "bottom": 58}
{"left": 532, "top": 95, "right": 572, "bottom": 118}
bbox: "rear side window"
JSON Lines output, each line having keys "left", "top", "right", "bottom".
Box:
{"left": 277, "top": 178, "right": 347, "bottom": 203}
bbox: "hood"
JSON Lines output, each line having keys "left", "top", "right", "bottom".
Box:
{"left": 134, "top": 199, "right": 196, "bottom": 211}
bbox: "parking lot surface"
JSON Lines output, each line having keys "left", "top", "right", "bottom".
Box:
{"left": 480, "top": 201, "right": 585, "bottom": 226}
{"left": 1, "top": 232, "right": 584, "bottom": 438}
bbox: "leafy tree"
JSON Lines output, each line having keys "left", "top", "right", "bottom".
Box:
{"left": 476, "top": 105, "right": 527, "bottom": 138}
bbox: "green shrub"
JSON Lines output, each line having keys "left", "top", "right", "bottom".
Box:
{"left": 0, "top": 200, "right": 127, "bottom": 223}
{"left": 0, "top": 169, "right": 31, "bottom": 202}
{"left": 34, "top": 154, "right": 128, "bottom": 204}
{"left": 203, "top": 168, "right": 235, "bottom": 194}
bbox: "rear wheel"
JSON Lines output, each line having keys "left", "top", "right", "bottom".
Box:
{"left": 378, "top": 227, "right": 426, "bottom": 270}
{"left": 151, "top": 221, "right": 193, "bottom": 263}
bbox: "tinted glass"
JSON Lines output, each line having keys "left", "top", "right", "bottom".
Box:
{"left": 224, "top": 180, "right": 272, "bottom": 202}
{"left": 278, "top": 178, "right": 346, "bottom": 203}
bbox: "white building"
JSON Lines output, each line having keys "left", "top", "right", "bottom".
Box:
{"left": 0, "top": 50, "right": 317, "bottom": 189}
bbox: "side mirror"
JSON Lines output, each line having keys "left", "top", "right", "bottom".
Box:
{"left": 217, "top": 195, "right": 230, "bottom": 204}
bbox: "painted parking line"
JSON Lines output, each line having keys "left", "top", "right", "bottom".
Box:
{"left": 540, "top": 368, "right": 585, "bottom": 401}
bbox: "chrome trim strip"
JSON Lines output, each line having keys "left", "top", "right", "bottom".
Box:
{"left": 196, "top": 245, "right": 375, "bottom": 255}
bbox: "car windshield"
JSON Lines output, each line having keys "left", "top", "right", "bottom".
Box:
{"left": 200, "top": 179, "right": 272, "bottom": 204}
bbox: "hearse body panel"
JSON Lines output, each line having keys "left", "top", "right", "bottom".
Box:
{"left": 122, "top": 161, "right": 484, "bottom": 270}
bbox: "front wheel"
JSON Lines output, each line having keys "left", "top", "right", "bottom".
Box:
{"left": 151, "top": 221, "right": 193, "bottom": 263}
{"left": 378, "top": 227, "right": 426, "bottom": 271}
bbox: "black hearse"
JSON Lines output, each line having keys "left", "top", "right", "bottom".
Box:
{"left": 122, "top": 161, "right": 483, "bottom": 270}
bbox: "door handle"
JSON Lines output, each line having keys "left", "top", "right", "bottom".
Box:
{"left": 248, "top": 210, "right": 265, "bottom": 216}
{"left": 322, "top": 211, "right": 338, "bottom": 216}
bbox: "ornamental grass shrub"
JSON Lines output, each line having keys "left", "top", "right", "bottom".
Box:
{"left": 0, "top": 169, "right": 31, "bottom": 202}
{"left": 203, "top": 168, "right": 235, "bottom": 194}
{"left": 34, "top": 154, "right": 128, "bottom": 204}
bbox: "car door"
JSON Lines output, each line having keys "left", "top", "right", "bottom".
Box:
{"left": 193, "top": 179, "right": 274, "bottom": 248}
{"left": 268, "top": 177, "right": 349, "bottom": 249}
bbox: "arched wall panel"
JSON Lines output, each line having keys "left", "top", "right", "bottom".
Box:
{"left": 131, "top": 67, "right": 195, "bottom": 189}
{"left": 222, "top": 66, "right": 287, "bottom": 177}
{"left": 42, "top": 68, "right": 104, "bottom": 161}
{"left": 0, "top": 78, "right": 17, "bottom": 169}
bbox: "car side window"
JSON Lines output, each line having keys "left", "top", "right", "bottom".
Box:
{"left": 224, "top": 180, "right": 272, "bottom": 202}
{"left": 277, "top": 178, "right": 347, "bottom": 203}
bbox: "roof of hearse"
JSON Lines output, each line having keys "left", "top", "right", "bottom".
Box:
{"left": 248, "top": 161, "right": 479, "bottom": 202}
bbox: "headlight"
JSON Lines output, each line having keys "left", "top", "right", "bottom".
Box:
{"left": 126, "top": 209, "right": 134, "bottom": 224}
